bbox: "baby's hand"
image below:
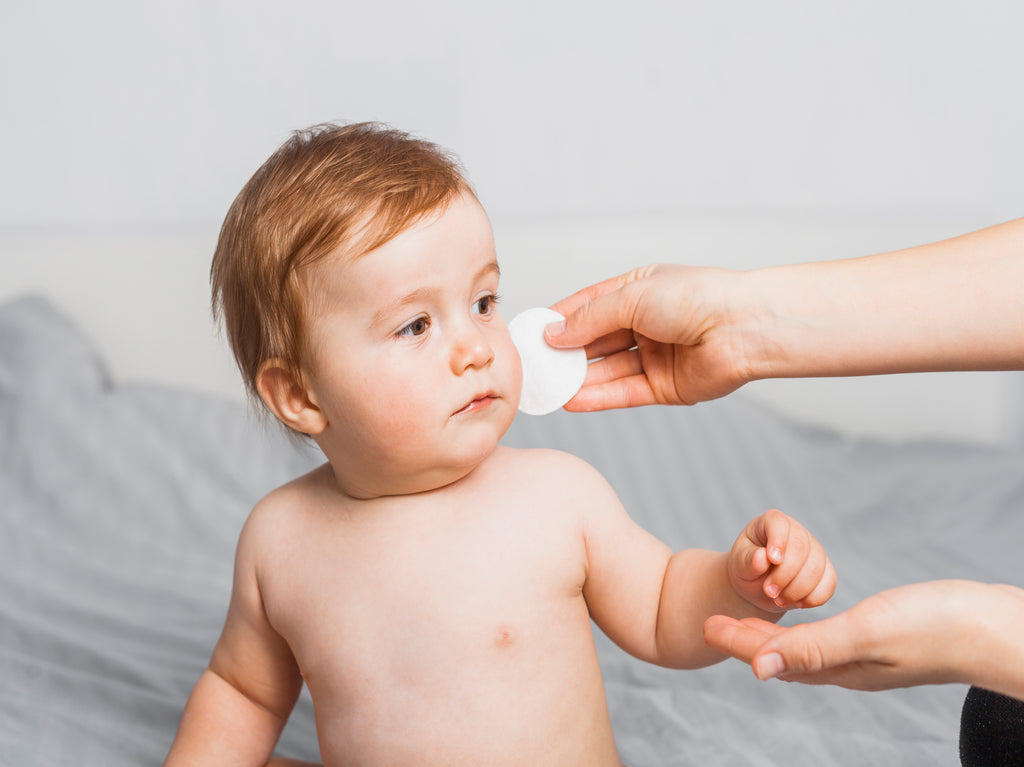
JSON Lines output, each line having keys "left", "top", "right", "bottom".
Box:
{"left": 728, "top": 509, "right": 836, "bottom": 613}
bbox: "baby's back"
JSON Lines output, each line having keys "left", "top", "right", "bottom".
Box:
{"left": 254, "top": 447, "right": 623, "bottom": 766}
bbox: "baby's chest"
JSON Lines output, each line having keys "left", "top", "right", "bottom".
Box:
{"left": 263, "top": 521, "right": 590, "bottom": 693}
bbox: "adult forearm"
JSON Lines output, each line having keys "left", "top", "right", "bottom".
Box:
{"left": 743, "top": 217, "right": 1024, "bottom": 381}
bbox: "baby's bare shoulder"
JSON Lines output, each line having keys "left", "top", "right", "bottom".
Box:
{"left": 492, "top": 443, "right": 590, "bottom": 473}
{"left": 241, "top": 463, "right": 337, "bottom": 541}
{"left": 490, "top": 446, "right": 616, "bottom": 500}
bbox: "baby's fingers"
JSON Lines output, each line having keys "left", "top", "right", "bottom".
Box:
{"left": 732, "top": 531, "right": 772, "bottom": 583}
{"left": 793, "top": 557, "right": 838, "bottom": 609}
{"left": 760, "top": 516, "right": 813, "bottom": 604}
{"left": 750, "top": 509, "right": 789, "bottom": 566}
{"left": 768, "top": 529, "right": 834, "bottom": 608}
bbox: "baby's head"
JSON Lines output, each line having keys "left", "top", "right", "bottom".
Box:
{"left": 212, "top": 122, "right": 522, "bottom": 497}
{"left": 212, "top": 122, "right": 472, "bottom": 407}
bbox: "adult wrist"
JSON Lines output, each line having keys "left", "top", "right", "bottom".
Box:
{"left": 729, "top": 267, "right": 795, "bottom": 384}
{"left": 738, "top": 259, "right": 871, "bottom": 381}
{"left": 963, "top": 583, "right": 1024, "bottom": 698}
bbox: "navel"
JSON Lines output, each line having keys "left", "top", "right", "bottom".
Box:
{"left": 494, "top": 624, "right": 518, "bottom": 647}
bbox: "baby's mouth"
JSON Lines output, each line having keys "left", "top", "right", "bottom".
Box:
{"left": 452, "top": 393, "right": 498, "bottom": 417}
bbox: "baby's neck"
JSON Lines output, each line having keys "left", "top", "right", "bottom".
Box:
{"left": 320, "top": 447, "right": 497, "bottom": 502}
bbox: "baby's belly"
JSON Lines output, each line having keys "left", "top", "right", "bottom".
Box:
{"left": 302, "top": 615, "right": 621, "bottom": 767}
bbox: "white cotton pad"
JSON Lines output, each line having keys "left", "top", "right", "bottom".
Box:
{"left": 509, "top": 307, "right": 587, "bottom": 416}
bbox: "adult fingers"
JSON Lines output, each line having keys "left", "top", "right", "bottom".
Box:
{"left": 548, "top": 269, "right": 639, "bottom": 322}
{"left": 562, "top": 373, "right": 658, "bottom": 411}
{"left": 546, "top": 271, "right": 647, "bottom": 349}
{"left": 579, "top": 348, "right": 644, "bottom": 386}
{"left": 703, "top": 615, "right": 785, "bottom": 664}
{"left": 750, "top": 612, "right": 860, "bottom": 682}
{"left": 583, "top": 328, "right": 638, "bottom": 360}
{"left": 702, "top": 615, "right": 849, "bottom": 683}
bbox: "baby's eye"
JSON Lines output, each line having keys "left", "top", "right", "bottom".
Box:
{"left": 473, "top": 294, "right": 499, "bottom": 316}
{"left": 397, "top": 316, "right": 429, "bottom": 337}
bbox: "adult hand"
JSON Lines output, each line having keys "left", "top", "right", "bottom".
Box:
{"left": 546, "top": 218, "right": 1024, "bottom": 412}
{"left": 545, "top": 264, "right": 763, "bottom": 410}
{"left": 702, "top": 580, "right": 1024, "bottom": 701}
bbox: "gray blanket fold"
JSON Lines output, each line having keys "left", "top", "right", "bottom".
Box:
{"left": 3, "top": 295, "right": 1020, "bottom": 766}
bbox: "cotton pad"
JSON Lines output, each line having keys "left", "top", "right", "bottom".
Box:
{"left": 509, "top": 307, "right": 587, "bottom": 416}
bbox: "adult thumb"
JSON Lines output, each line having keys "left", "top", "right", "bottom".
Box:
{"left": 544, "top": 301, "right": 598, "bottom": 349}
{"left": 751, "top": 615, "right": 852, "bottom": 681}
{"left": 546, "top": 272, "right": 642, "bottom": 349}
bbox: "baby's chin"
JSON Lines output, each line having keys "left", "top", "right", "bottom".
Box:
{"left": 381, "top": 398, "right": 517, "bottom": 496}
{"left": 398, "top": 449, "right": 503, "bottom": 496}
{"left": 412, "top": 432, "right": 509, "bottom": 492}
{"left": 448, "top": 435, "right": 504, "bottom": 474}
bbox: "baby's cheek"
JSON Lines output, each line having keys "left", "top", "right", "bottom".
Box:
{"left": 507, "top": 346, "right": 524, "bottom": 404}
{"left": 381, "top": 401, "right": 432, "bottom": 439}
{"left": 493, "top": 331, "right": 523, "bottom": 399}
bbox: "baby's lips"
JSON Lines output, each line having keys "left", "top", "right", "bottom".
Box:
{"left": 452, "top": 392, "right": 497, "bottom": 417}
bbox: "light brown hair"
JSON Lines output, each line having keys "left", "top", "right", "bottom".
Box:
{"left": 211, "top": 122, "right": 474, "bottom": 412}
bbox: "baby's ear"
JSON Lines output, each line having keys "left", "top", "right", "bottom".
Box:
{"left": 256, "top": 359, "right": 327, "bottom": 435}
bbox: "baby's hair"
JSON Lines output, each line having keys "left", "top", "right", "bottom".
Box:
{"left": 211, "top": 122, "right": 474, "bottom": 415}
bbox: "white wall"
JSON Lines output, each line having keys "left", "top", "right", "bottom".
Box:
{"left": 4, "top": 2, "right": 1022, "bottom": 225}
{"left": 3, "top": 1, "right": 1023, "bottom": 443}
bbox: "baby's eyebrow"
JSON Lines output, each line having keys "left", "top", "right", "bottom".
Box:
{"left": 370, "top": 287, "right": 435, "bottom": 329}
{"left": 370, "top": 261, "right": 501, "bottom": 329}
{"left": 477, "top": 260, "right": 501, "bottom": 282}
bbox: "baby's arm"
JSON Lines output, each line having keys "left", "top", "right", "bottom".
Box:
{"left": 164, "top": 510, "right": 307, "bottom": 766}
{"left": 579, "top": 461, "right": 834, "bottom": 669}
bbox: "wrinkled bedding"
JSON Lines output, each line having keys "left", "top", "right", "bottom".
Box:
{"left": 2, "top": 295, "right": 1021, "bottom": 766}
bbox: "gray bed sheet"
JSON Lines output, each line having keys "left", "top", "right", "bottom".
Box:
{"left": 2, "top": 295, "right": 1021, "bottom": 766}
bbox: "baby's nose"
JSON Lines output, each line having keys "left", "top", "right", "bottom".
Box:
{"left": 450, "top": 323, "right": 494, "bottom": 373}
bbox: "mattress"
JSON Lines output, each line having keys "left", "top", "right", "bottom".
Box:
{"left": 2, "top": 295, "right": 1020, "bottom": 765}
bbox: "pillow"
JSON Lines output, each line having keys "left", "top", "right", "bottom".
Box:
{"left": 0, "top": 295, "right": 322, "bottom": 765}
{"left": 0, "top": 294, "right": 110, "bottom": 402}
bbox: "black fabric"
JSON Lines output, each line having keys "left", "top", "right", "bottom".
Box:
{"left": 960, "top": 686, "right": 1024, "bottom": 766}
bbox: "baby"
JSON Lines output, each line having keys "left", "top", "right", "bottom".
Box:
{"left": 164, "top": 123, "right": 836, "bottom": 767}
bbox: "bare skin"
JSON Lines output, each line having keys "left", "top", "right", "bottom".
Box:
{"left": 546, "top": 217, "right": 1024, "bottom": 411}
{"left": 164, "top": 193, "right": 835, "bottom": 766}
{"left": 168, "top": 446, "right": 832, "bottom": 766}
{"left": 214, "top": 450, "right": 622, "bottom": 767}
{"left": 544, "top": 215, "right": 1024, "bottom": 700}
{"left": 703, "top": 581, "right": 1024, "bottom": 700}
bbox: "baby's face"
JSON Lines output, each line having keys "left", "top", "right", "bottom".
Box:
{"left": 302, "top": 192, "right": 522, "bottom": 498}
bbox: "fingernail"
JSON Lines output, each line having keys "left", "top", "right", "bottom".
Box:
{"left": 770, "top": 547, "right": 783, "bottom": 563}
{"left": 756, "top": 652, "right": 787, "bottom": 680}
{"left": 765, "top": 583, "right": 780, "bottom": 598}
{"left": 545, "top": 320, "right": 565, "bottom": 338}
